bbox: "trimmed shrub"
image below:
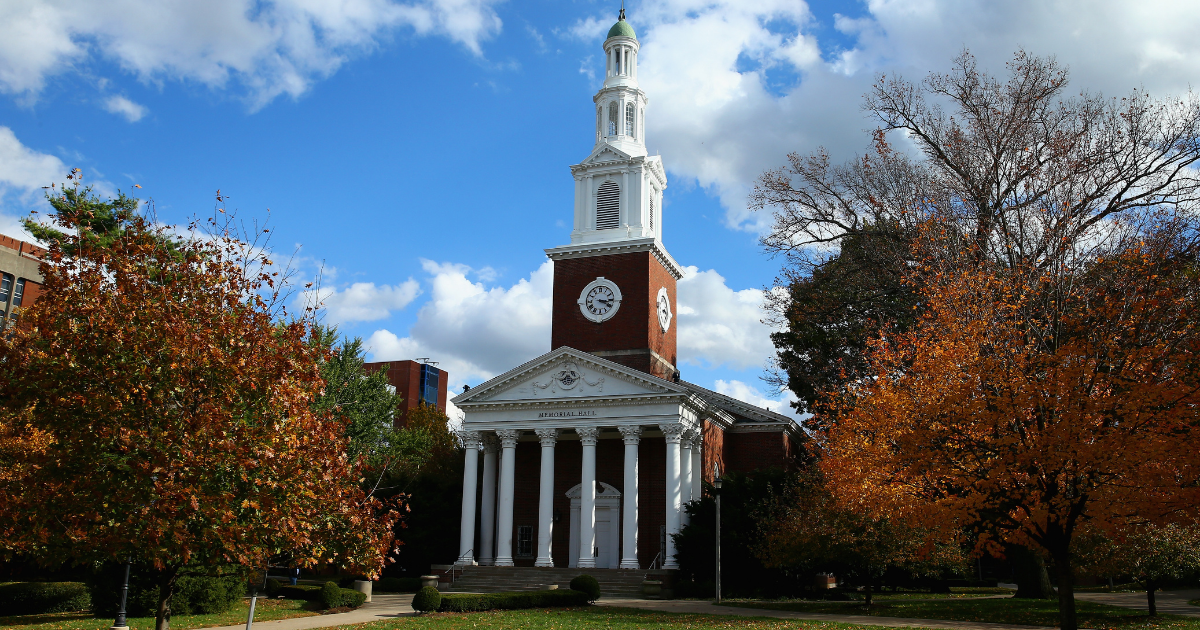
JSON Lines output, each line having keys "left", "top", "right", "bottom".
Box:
{"left": 0, "top": 582, "right": 91, "bottom": 616}
{"left": 264, "top": 578, "right": 283, "bottom": 597}
{"left": 337, "top": 588, "right": 366, "bottom": 609}
{"left": 320, "top": 582, "right": 341, "bottom": 609}
{"left": 374, "top": 577, "right": 421, "bottom": 593}
{"left": 278, "top": 584, "right": 322, "bottom": 601}
{"left": 411, "top": 586, "right": 441, "bottom": 612}
{"left": 569, "top": 575, "right": 601, "bottom": 602}
{"left": 437, "top": 589, "right": 590, "bottom": 612}
{"left": 172, "top": 575, "right": 243, "bottom": 615}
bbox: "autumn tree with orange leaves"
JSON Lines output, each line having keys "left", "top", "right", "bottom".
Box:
{"left": 819, "top": 230, "right": 1200, "bottom": 629}
{"left": 0, "top": 186, "right": 400, "bottom": 630}
{"left": 754, "top": 50, "right": 1200, "bottom": 630}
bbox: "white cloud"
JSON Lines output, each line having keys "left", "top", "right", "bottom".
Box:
{"left": 365, "top": 259, "right": 555, "bottom": 386}
{"left": 570, "top": 0, "right": 1200, "bottom": 233}
{"left": 0, "top": 126, "right": 68, "bottom": 240}
{"left": 714, "top": 378, "right": 801, "bottom": 421}
{"left": 677, "top": 265, "right": 776, "bottom": 371}
{"left": 307, "top": 279, "right": 422, "bottom": 325}
{"left": 0, "top": 0, "right": 504, "bottom": 108}
{"left": 102, "top": 95, "right": 147, "bottom": 122}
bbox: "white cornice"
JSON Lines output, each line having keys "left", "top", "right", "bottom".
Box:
{"left": 544, "top": 238, "right": 684, "bottom": 279}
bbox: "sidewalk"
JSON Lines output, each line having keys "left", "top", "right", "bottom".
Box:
{"left": 1074, "top": 589, "right": 1200, "bottom": 618}
{"left": 205, "top": 593, "right": 415, "bottom": 630}
{"left": 597, "top": 599, "right": 1057, "bottom": 630}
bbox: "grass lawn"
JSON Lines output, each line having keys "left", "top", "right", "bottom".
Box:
{"left": 721, "top": 597, "right": 1200, "bottom": 629}
{"left": 355, "top": 606, "right": 930, "bottom": 630}
{"left": 0, "top": 597, "right": 318, "bottom": 630}
{"left": 848, "top": 587, "right": 1016, "bottom": 601}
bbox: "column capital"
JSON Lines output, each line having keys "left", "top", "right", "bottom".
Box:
{"left": 576, "top": 426, "right": 600, "bottom": 446}
{"left": 682, "top": 428, "right": 699, "bottom": 449}
{"left": 535, "top": 428, "right": 559, "bottom": 447}
{"left": 658, "top": 422, "right": 684, "bottom": 444}
{"left": 459, "top": 430, "right": 482, "bottom": 449}
{"left": 496, "top": 429, "right": 520, "bottom": 448}
{"left": 482, "top": 433, "right": 499, "bottom": 453}
{"left": 618, "top": 425, "right": 643, "bottom": 445}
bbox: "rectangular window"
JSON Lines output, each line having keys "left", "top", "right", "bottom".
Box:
{"left": 12, "top": 278, "right": 25, "bottom": 307}
{"left": 516, "top": 525, "right": 534, "bottom": 558}
{"left": 419, "top": 363, "right": 439, "bottom": 407}
{"left": 0, "top": 274, "right": 12, "bottom": 304}
{"left": 659, "top": 525, "right": 667, "bottom": 566}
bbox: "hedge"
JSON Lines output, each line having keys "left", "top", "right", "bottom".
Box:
{"left": 318, "top": 582, "right": 366, "bottom": 610}
{"left": 374, "top": 577, "right": 421, "bottom": 593}
{"left": 0, "top": 582, "right": 91, "bottom": 616}
{"left": 569, "top": 575, "right": 600, "bottom": 602}
{"left": 277, "top": 584, "right": 322, "bottom": 601}
{"left": 88, "top": 572, "right": 243, "bottom": 617}
{"left": 437, "top": 589, "right": 590, "bottom": 612}
{"left": 411, "top": 586, "right": 440, "bottom": 612}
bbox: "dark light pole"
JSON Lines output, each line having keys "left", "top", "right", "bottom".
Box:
{"left": 111, "top": 559, "right": 131, "bottom": 630}
{"left": 713, "top": 462, "right": 722, "bottom": 604}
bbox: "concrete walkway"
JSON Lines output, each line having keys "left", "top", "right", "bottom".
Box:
{"left": 597, "top": 599, "right": 1056, "bottom": 630}
{"left": 205, "top": 593, "right": 415, "bottom": 630}
{"left": 1074, "top": 589, "right": 1200, "bottom": 618}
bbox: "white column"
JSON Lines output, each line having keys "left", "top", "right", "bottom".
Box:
{"left": 577, "top": 426, "right": 600, "bottom": 569}
{"left": 619, "top": 425, "right": 642, "bottom": 569}
{"left": 680, "top": 431, "right": 693, "bottom": 526}
{"left": 478, "top": 434, "right": 498, "bottom": 565}
{"left": 660, "top": 422, "right": 683, "bottom": 569}
{"left": 494, "top": 429, "right": 519, "bottom": 567}
{"left": 691, "top": 432, "right": 703, "bottom": 502}
{"left": 457, "top": 431, "right": 482, "bottom": 565}
{"left": 534, "top": 428, "right": 558, "bottom": 567}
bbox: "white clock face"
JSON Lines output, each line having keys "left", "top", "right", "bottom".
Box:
{"left": 656, "top": 287, "right": 672, "bottom": 332}
{"left": 578, "top": 277, "right": 622, "bottom": 323}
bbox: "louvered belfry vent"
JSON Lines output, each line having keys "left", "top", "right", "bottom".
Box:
{"left": 649, "top": 192, "right": 655, "bottom": 231}
{"left": 596, "top": 181, "right": 620, "bottom": 229}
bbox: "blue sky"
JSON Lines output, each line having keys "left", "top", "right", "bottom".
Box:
{"left": 2, "top": 0, "right": 1198, "bottom": 419}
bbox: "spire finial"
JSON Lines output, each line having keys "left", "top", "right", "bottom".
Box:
{"left": 618, "top": 1, "right": 625, "bottom": 21}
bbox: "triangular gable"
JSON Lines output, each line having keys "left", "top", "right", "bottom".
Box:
{"left": 578, "top": 144, "right": 633, "bottom": 166}
{"left": 678, "top": 380, "right": 797, "bottom": 426}
{"left": 453, "top": 346, "right": 688, "bottom": 405}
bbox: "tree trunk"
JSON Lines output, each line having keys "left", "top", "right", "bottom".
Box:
{"left": 154, "top": 569, "right": 179, "bottom": 630}
{"left": 865, "top": 581, "right": 873, "bottom": 607}
{"left": 1052, "top": 554, "right": 1077, "bottom": 630}
{"left": 1011, "top": 545, "right": 1055, "bottom": 599}
{"left": 1146, "top": 580, "right": 1157, "bottom": 617}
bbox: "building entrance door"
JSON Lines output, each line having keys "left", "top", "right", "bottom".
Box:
{"left": 567, "top": 482, "right": 621, "bottom": 568}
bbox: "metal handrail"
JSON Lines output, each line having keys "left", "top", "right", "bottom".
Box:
{"left": 648, "top": 552, "right": 663, "bottom": 570}
{"left": 450, "top": 550, "right": 473, "bottom": 583}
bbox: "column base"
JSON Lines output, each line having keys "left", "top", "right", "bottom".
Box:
{"left": 454, "top": 557, "right": 477, "bottom": 567}
{"left": 619, "top": 560, "right": 640, "bottom": 569}
{"left": 664, "top": 560, "right": 679, "bottom": 569}
{"left": 478, "top": 558, "right": 495, "bottom": 566}
{"left": 494, "top": 558, "right": 514, "bottom": 567}
{"left": 534, "top": 558, "right": 554, "bottom": 567}
{"left": 577, "top": 559, "right": 596, "bottom": 569}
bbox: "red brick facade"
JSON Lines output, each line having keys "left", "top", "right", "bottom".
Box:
{"left": 0, "top": 235, "right": 45, "bottom": 329}
{"left": 362, "top": 360, "right": 449, "bottom": 426}
{"left": 550, "top": 251, "right": 677, "bottom": 379}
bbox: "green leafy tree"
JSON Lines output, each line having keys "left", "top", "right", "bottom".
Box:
{"left": 1077, "top": 523, "right": 1200, "bottom": 615}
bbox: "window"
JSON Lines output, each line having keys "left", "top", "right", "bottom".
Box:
{"left": 596, "top": 106, "right": 602, "bottom": 140}
{"left": 596, "top": 181, "right": 620, "bottom": 230}
{"left": 625, "top": 103, "right": 635, "bottom": 137}
{"left": 11, "top": 279, "right": 24, "bottom": 308}
{"left": 0, "top": 274, "right": 11, "bottom": 304}
{"left": 607, "top": 102, "right": 618, "bottom": 136}
{"left": 516, "top": 525, "right": 534, "bottom": 558}
{"left": 419, "top": 364, "right": 439, "bottom": 406}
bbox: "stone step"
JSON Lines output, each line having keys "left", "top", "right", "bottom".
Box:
{"left": 446, "top": 566, "right": 647, "bottom": 598}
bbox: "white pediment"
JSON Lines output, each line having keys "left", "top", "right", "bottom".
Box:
{"left": 453, "top": 347, "right": 686, "bottom": 405}
{"left": 580, "top": 145, "right": 632, "bottom": 166}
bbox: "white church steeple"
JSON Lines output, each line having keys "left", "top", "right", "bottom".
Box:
{"left": 563, "top": 9, "right": 668, "bottom": 247}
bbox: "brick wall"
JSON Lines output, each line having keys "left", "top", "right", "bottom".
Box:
{"left": 550, "top": 252, "right": 677, "bottom": 379}
{"left": 723, "top": 428, "right": 797, "bottom": 474}
{"left": 362, "top": 360, "right": 448, "bottom": 426}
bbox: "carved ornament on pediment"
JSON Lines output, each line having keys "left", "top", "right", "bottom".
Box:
{"left": 530, "top": 361, "right": 604, "bottom": 396}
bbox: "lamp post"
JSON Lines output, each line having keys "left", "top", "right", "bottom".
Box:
{"left": 110, "top": 559, "right": 131, "bottom": 630}
{"left": 713, "top": 462, "right": 722, "bottom": 604}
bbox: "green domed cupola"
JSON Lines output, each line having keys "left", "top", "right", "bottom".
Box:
{"left": 606, "top": 7, "right": 636, "bottom": 40}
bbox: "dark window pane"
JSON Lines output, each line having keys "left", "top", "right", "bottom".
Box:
{"left": 12, "top": 278, "right": 25, "bottom": 307}
{"left": 0, "top": 274, "right": 11, "bottom": 303}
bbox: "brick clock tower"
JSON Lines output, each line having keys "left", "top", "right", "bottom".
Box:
{"left": 545, "top": 10, "right": 683, "bottom": 380}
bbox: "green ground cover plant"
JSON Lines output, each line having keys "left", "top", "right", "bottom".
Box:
{"left": 0, "top": 582, "right": 91, "bottom": 615}
{"left": 437, "top": 590, "right": 590, "bottom": 612}
{"left": 721, "top": 597, "right": 1200, "bottom": 628}
{"left": 0, "top": 597, "right": 316, "bottom": 630}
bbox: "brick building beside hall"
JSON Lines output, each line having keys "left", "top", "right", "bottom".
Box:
{"left": 448, "top": 9, "right": 802, "bottom": 575}
{"left": 0, "top": 235, "right": 45, "bottom": 330}
{"left": 363, "top": 359, "right": 449, "bottom": 426}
